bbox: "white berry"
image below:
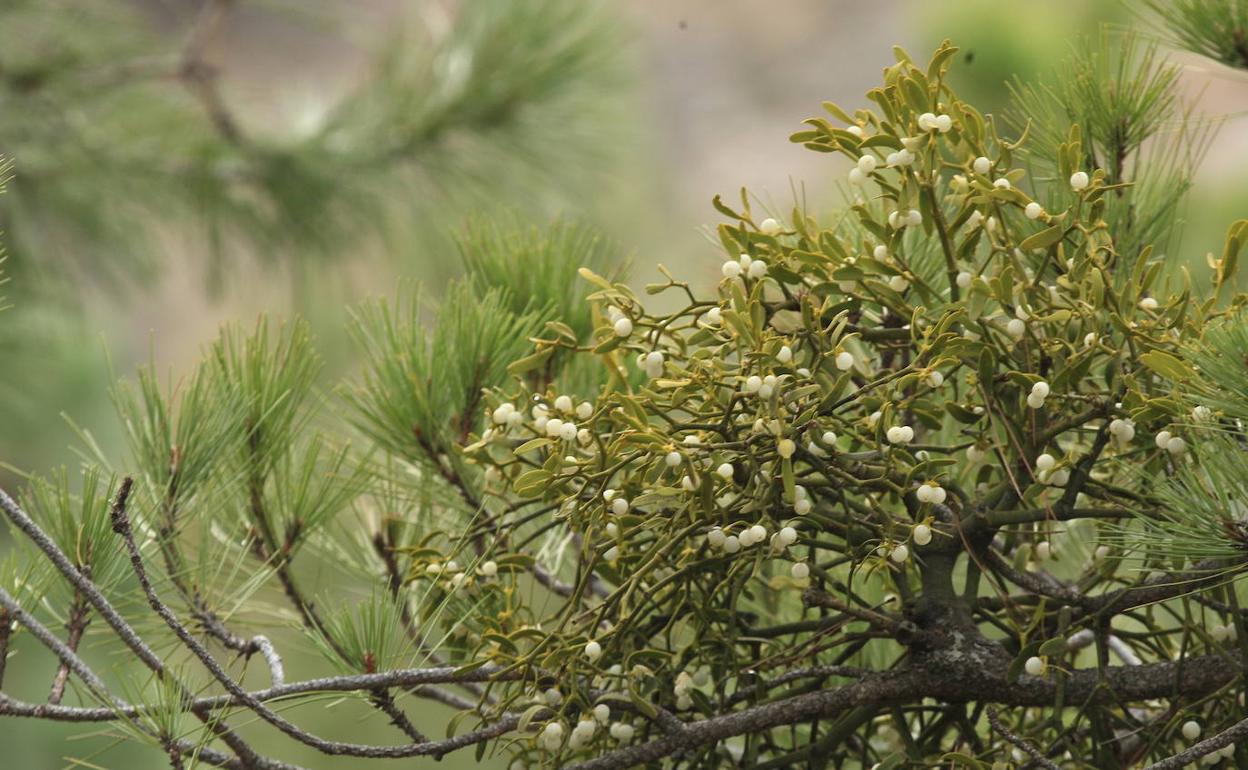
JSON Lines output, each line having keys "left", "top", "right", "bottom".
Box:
{"left": 1182, "top": 720, "right": 1201, "bottom": 742}
{"left": 913, "top": 524, "right": 932, "bottom": 546}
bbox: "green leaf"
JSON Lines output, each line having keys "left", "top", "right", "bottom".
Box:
{"left": 513, "top": 469, "right": 552, "bottom": 497}
{"left": 1138, "top": 350, "right": 1195, "bottom": 382}
{"left": 508, "top": 346, "right": 554, "bottom": 375}
{"left": 1018, "top": 224, "right": 1067, "bottom": 251}
{"left": 514, "top": 438, "right": 553, "bottom": 455}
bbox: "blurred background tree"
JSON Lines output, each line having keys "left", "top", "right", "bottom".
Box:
{"left": 0, "top": 0, "right": 633, "bottom": 472}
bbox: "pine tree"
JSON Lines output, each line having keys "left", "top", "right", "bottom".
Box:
{"left": 6, "top": 9, "right": 1248, "bottom": 770}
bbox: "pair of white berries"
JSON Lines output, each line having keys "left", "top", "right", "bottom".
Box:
{"left": 886, "top": 424, "right": 915, "bottom": 445}
{"left": 914, "top": 482, "right": 946, "bottom": 505}
{"left": 540, "top": 721, "right": 565, "bottom": 750}
{"left": 553, "top": 395, "right": 595, "bottom": 420}
{"left": 1154, "top": 430, "right": 1188, "bottom": 455}
{"left": 772, "top": 525, "right": 799, "bottom": 550}
{"left": 794, "top": 483, "right": 813, "bottom": 515}
{"left": 848, "top": 154, "right": 879, "bottom": 186}
{"left": 568, "top": 718, "right": 598, "bottom": 750}
{"left": 544, "top": 418, "right": 579, "bottom": 442}
{"left": 917, "top": 112, "right": 952, "bottom": 133}
{"left": 1108, "top": 418, "right": 1136, "bottom": 443}
{"left": 491, "top": 402, "right": 525, "bottom": 428}
{"left": 1039, "top": 467, "right": 1070, "bottom": 487}
{"left": 885, "top": 148, "right": 916, "bottom": 167}
{"left": 887, "top": 209, "right": 922, "bottom": 229}
{"left": 1026, "top": 380, "right": 1050, "bottom": 409}
{"left": 722, "top": 253, "right": 768, "bottom": 281}
{"left": 744, "top": 373, "right": 780, "bottom": 400}
{"left": 609, "top": 722, "right": 634, "bottom": 742}
{"left": 739, "top": 523, "right": 768, "bottom": 548}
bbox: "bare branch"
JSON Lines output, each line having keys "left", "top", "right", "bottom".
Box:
{"left": 986, "top": 706, "right": 1060, "bottom": 770}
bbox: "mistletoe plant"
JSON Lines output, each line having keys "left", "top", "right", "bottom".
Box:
{"left": 4, "top": 38, "right": 1248, "bottom": 770}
